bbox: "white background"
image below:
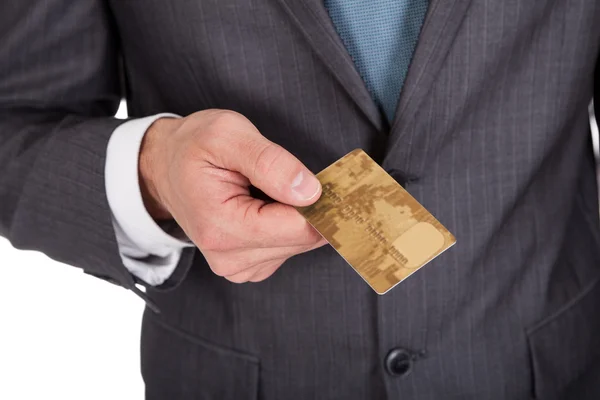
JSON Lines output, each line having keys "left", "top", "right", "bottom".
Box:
{"left": 0, "top": 103, "right": 598, "bottom": 400}
{"left": 0, "top": 237, "right": 145, "bottom": 400}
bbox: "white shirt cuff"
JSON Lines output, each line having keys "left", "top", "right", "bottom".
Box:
{"left": 105, "top": 114, "right": 194, "bottom": 286}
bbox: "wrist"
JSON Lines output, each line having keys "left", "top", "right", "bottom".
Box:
{"left": 139, "top": 117, "right": 179, "bottom": 221}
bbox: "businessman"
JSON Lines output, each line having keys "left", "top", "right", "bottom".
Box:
{"left": 1, "top": 0, "right": 600, "bottom": 399}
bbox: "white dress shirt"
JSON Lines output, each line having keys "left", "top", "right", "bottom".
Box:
{"left": 105, "top": 114, "right": 194, "bottom": 286}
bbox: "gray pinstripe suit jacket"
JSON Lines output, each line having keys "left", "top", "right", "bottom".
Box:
{"left": 1, "top": 0, "right": 600, "bottom": 399}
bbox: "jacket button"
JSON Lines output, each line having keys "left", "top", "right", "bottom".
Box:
{"left": 384, "top": 348, "right": 413, "bottom": 377}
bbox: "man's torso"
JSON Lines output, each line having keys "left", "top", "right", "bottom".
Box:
{"left": 108, "top": 1, "right": 600, "bottom": 398}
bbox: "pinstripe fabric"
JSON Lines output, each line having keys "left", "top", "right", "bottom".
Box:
{"left": 1, "top": 0, "right": 600, "bottom": 399}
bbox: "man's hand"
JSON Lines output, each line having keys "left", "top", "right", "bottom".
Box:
{"left": 139, "top": 110, "right": 327, "bottom": 283}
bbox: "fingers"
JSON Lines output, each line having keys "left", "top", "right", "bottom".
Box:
{"left": 204, "top": 237, "right": 327, "bottom": 278}
{"left": 201, "top": 110, "right": 322, "bottom": 207}
{"left": 226, "top": 260, "right": 284, "bottom": 283}
{"left": 247, "top": 263, "right": 283, "bottom": 282}
{"left": 235, "top": 236, "right": 327, "bottom": 283}
{"left": 190, "top": 182, "right": 323, "bottom": 250}
{"left": 226, "top": 200, "right": 324, "bottom": 249}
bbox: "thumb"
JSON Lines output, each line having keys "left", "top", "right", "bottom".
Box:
{"left": 203, "top": 111, "right": 321, "bottom": 206}
{"left": 242, "top": 142, "right": 322, "bottom": 207}
{"left": 219, "top": 139, "right": 321, "bottom": 206}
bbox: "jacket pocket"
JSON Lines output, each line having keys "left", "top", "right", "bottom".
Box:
{"left": 141, "top": 311, "right": 259, "bottom": 400}
{"left": 526, "top": 278, "right": 600, "bottom": 400}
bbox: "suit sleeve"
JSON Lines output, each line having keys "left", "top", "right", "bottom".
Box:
{"left": 595, "top": 52, "right": 599, "bottom": 122}
{"left": 0, "top": 0, "right": 194, "bottom": 293}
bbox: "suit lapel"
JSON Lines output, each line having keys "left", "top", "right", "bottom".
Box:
{"left": 274, "top": 0, "right": 474, "bottom": 145}
{"left": 274, "top": 0, "right": 384, "bottom": 131}
{"left": 386, "top": 0, "right": 474, "bottom": 156}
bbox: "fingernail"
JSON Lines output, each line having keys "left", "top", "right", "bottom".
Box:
{"left": 291, "top": 170, "right": 320, "bottom": 201}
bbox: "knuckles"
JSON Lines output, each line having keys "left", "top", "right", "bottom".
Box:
{"left": 209, "top": 259, "right": 239, "bottom": 278}
{"left": 248, "top": 262, "right": 283, "bottom": 282}
{"left": 224, "top": 273, "right": 252, "bottom": 284}
{"left": 208, "top": 256, "right": 256, "bottom": 278}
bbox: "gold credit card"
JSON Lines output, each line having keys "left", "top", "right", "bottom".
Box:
{"left": 297, "top": 149, "right": 456, "bottom": 294}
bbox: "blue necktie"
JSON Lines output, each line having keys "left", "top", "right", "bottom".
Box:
{"left": 324, "top": 0, "right": 429, "bottom": 122}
